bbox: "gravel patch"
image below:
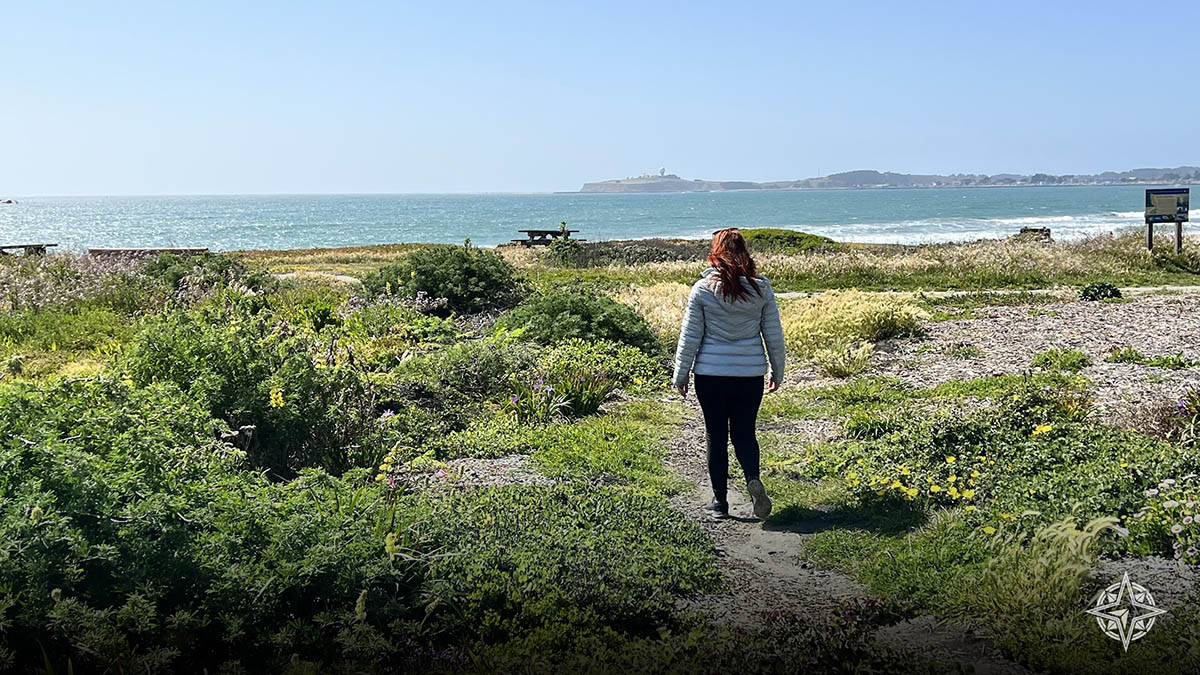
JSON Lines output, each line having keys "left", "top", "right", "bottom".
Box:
{"left": 876, "top": 294, "right": 1200, "bottom": 418}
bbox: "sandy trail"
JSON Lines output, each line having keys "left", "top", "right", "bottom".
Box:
{"left": 665, "top": 399, "right": 1036, "bottom": 674}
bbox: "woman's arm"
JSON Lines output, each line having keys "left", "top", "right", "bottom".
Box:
{"left": 761, "top": 285, "right": 786, "bottom": 388}
{"left": 671, "top": 284, "right": 705, "bottom": 392}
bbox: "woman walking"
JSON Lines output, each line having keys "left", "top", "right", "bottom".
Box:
{"left": 673, "top": 228, "right": 786, "bottom": 520}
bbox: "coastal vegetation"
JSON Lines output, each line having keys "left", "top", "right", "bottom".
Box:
{"left": 3, "top": 230, "right": 1200, "bottom": 673}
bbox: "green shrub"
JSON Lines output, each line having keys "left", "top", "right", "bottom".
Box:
{"left": 395, "top": 333, "right": 537, "bottom": 400}
{"left": 141, "top": 251, "right": 272, "bottom": 297}
{"left": 544, "top": 238, "right": 708, "bottom": 268}
{"left": 742, "top": 228, "right": 838, "bottom": 254}
{"left": 495, "top": 290, "right": 662, "bottom": 356}
{"left": 360, "top": 242, "right": 522, "bottom": 315}
{"left": 0, "top": 305, "right": 135, "bottom": 360}
{"left": 1106, "top": 346, "right": 1147, "bottom": 364}
{"left": 416, "top": 484, "right": 721, "bottom": 644}
{"left": 122, "top": 290, "right": 390, "bottom": 474}
{"left": 0, "top": 379, "right": 428, "bottom": 673}
{"left": 1079, "top": 281, "right": 1122, "bottom": 301}
{"left": 1127, "top": 475, "right": 1199, "bottom": 562}
{"left": 538, "top": 338, "right": 665, "bottom": 390}
{"left": 1032, "top": 347, "right": 1092, "bottom": 372}
{"left": 1146, "top": 352, "right": 1196, "bottom": 369}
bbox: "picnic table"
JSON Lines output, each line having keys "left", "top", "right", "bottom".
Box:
{"left": 0, "top": 243, "right": 57, "bottom": 256}
{"left": 511, "top": 228, "right": 582, "bottom": 247}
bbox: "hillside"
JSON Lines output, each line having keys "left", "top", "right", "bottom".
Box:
{"left": 578, "top": 167, "right": 1200, "bottom": 193}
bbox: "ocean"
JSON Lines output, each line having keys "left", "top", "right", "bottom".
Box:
{"left": 0, "top": 185, "right": 1173, "bottom": 252}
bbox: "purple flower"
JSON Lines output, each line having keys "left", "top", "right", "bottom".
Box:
{"left": 510, "top": 395, "right": 520, "bottom": 404}
{"left": 380, "top": 409, "right": 396, "bottom": 419}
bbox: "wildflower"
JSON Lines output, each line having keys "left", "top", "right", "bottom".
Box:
{"left": 1187, "top": 547, "right": 1199, "bottom": 557}
{"left": 1171, "top": 524, "right": 1184, "bottom": 534}
{"left": 1164, "top": 500, "right": 1179, "bottom": 509}
{"left": 947, "top": 475, "right": 957, "bottom": 483}
{"left": 961, "top": 489, "right": 975, "bottom": 499}
{"left": 899, "top": 465, "right": 911, "bottom": 476}
{"left": 1146, "top": 489, "right": 1159, "bottom": 496}
{"left": 380, "top": 409, "right": 396, "bottom": 419}
{"left": 1184, "top": 516, "right": 1194, "bottom": 525}
{"left": 970, "top": 471, "right": 980, "bottom": 479}
{"left": 269, "top": 388, "right": 285, "bottom": 408}
{"left": 905, "top": 487, "right": 918, "bottom": 497}
{"left": 930, "top": 485, "right": 942, "bottom": 493}
{"left": 1032, "top": 424, "right": 1053, "bottom": 435}
{"left": 889, "top": 480, "right": 902, "bottom": 489}
{"left": 965, "top": 505, "right": 977, "bottom": 512}
{"left": 510, "top": 395, "right": 520, "bottom": 404}
{"left": 946, "top": 456, "right": 956, "bottom": 464}
{"left": 983, "top": 526, "right": 997, "bottom": 535}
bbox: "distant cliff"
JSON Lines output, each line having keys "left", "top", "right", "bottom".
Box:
{"left": 577, "top": 167, "right": 1200, "bottom": 193}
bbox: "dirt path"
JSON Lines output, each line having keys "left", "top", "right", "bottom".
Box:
{"left": 665, "top": 400, "right": 1037, "bottom": 674}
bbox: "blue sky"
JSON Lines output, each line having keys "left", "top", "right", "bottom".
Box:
{"left": 2, "top": 1, "right": 1197, "bottom": 195}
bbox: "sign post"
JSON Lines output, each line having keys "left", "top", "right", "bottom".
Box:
{"left": 1145, "top": 188, "right": 1190, "bottom": 252}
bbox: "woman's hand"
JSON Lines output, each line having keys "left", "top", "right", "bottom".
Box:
{"left": 676, "top": 382, "right": 689, "bottom": 398}
{"left": 766, "top": 379, "right": 780, "bottom": 394}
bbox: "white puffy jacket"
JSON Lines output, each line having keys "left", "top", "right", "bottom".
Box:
{"left": 671, "top": 267, "right": 786, "bottom": 388}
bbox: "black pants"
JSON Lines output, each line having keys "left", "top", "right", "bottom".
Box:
{"left": 694, "top": 374, "right": 763, "bottom": 503}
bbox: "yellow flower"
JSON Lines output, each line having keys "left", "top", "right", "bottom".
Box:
{"left": 905, "top": 487, "right": 918, "bottom": 497}
{"left": 961, "top": 489, "right": 976, "bottom": 499}
{"left": 269, "top": 388, "right": 285, "bottom": 408}
{"left": 929, "top": 485, "right": 942, "bottom": 493}
{"left": 946, "top": 456, "right": 956, "bottom": 464}
{"left": 947, "top": 475, "right": 957, "bottom": 483}
{"left": 1011, "top": 394, "right": 1020, "bottom": 401}
{"left": 983, "top": 526, "right": 997, "bottom": 535}
{"left": 847, "top": 471, "right": 858, "bottom": 480}
{"left": 971, "top": 471, "right": 980, "bottom": 479}
{"left": 899, "top": 465, "right": 910, "bottom": 476}
{"left": 964, "top": 505, "right": 977, "bottom": 512}
{"left": 889, "top": 480, "right": 903, "bottom": 489}
{"left": 1032, "top": 424, "right": 1053, "bottom": 436}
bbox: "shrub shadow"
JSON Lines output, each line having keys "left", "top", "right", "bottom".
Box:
{"left": 764, "top": 499, "right": 927, "bottom": 536}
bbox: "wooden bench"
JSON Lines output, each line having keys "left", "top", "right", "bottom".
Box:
{"left": 87, "top": 247, "right": 209, "bottom": 257}
{"left": 512, "top": 228, "right": 581, "bottom": 247}
{"left": 0, "top": 243, "right": 57, "bottom": 256}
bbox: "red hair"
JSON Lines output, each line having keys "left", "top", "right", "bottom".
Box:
{"left": 708, "top": 228, "right": 761, "bottom": 302}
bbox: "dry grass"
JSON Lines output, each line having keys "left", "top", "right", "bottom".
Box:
{"left": 229, "top": 243, "right": 429, "bottom": 276}
{"left": 611, "top": 282, "right": 691, "bottom": 345}
{"left": 779, "top": 290, "right": 928, "bottom": 357}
